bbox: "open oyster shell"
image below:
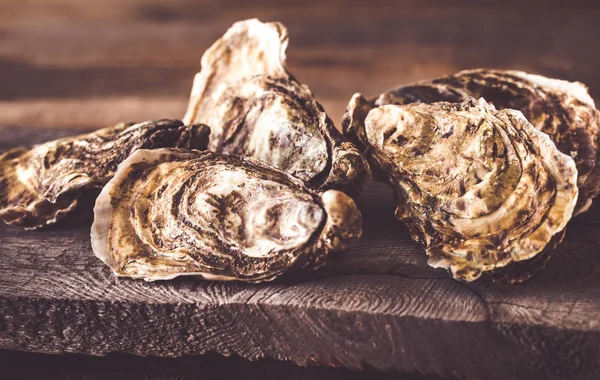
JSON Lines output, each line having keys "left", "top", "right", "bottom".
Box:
{"left": 0, "top": 120, "right": 210, "bottom": 229}
{"left": 344, "top": 96, "right": 578, "bottom": 282}
{"left": 375, "top": 69, "right": 600, "bottom": 215}
{"left": 182, "top": 18, "right": 369, "bottom": 196}
{"left": 91, "top": 148, "right": 362, "bottom": 282}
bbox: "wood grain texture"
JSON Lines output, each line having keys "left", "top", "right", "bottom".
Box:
{"left": 2, "top": 2, "right": 600, "bottom": 379}
{"left": 1, "top": 127, "right": 600, "bottom": 380}
{"left": 0, "top": 350, "right": 452, "bottom": 380}
{"left": 0, "top": 1, "right": 599, "bottom": 127}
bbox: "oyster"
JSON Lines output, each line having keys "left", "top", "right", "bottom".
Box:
{"left": 0, "top": 120, "right": 210, "bottom": 229}
{"left": 343, "top": 97, "right": 578, "bottom": 281}
{"left": 375, "top": 69, "right": 600, "bottom": 214}
{"left": 91, "top": 148, "right": 362, "bottom": 282}
{"left": 182, "top": 18, "right": 369, "bottom": 195}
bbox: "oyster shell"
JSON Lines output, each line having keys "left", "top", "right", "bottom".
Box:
{"left": 91, "top": 148, "right": 362, "bottom": 282}
{"left": 375, "top": 69, "right": 600, "bottom": 214}
{"left": 0, "top": 120, "right": 210, "bottom": 229}
{"left": 344, "top": 96, "right": 578, "bottom": 281}
{"left": 182, "top": 18, "right": 369, "bottom": 195}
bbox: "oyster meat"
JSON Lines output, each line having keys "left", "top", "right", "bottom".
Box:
{"left": 0, "top": 120, "right": 210, "bottom": 229}
{"left": 91, "top": 148, "right": 362, "bottom": 282}
{"left": 183, "top": 18, "right": 369, "bottom": 195}
{"left": 344, "top": 97, "right": 578, "bottom": 281}
{"left": 375, "top": 69, "right": 600, "bottom": 214}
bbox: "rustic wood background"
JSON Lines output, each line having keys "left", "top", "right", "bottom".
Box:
{"left": 1, "top": 0, "right": 599, "bottom": 129}
{"left": 2, "top": 1, "right": 600, "bottom": 380}
{"left": 1, "top": 349, "right": 454, "bottom": 380}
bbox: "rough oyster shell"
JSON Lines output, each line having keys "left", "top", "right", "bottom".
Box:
{"left": 182, "top": 18, "right": 369, "bottom": 195}
{"left": 91, "top": 148, "right": 362, "bottom": 282}
{"left": 375, "top": 69, "right": 600, "bottom": 215}
{"left": 344, "top": 96, "right": 578, "bottom": 281}
{"left": 0, "top": 120, "right": 210, "bottom": 229}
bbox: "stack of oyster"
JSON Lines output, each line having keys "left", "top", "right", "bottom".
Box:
{"left": 1, "top": 19, "right": 598, "bottom": 284}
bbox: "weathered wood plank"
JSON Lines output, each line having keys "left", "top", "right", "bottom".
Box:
{"left": 1, "top": 127, "right": 600, "bottom": 380}
{"left": 0, "top": 350, "right": 451, "bottom": 380}
{"left": 0, "top": 1, "right": 599, "bottom": 127}
{"left": 2, "top": 2, "right": 600, "bottom": 378}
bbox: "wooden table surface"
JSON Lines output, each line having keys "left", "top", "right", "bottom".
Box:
{"left": 1, "top": 1, "right": 600, "bottom": 380}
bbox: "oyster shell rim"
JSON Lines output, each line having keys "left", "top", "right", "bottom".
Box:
{"left": 91, "top": 148, "right": 363, "bottom": 282}
{"left": 344, "top": 95, "right": 579, "bottom": 282}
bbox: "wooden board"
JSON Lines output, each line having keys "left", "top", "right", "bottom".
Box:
{"left": 0, "top": 350, "right": 450, "bottom": 380}
{"left": 2, "top": 1, "right": 600, "bottom": 379}
{"left": 1, "top": 126, "right": 600, "bottom": 380}
{"left": 1, "top": 1, "right": 600, "bottom": 129}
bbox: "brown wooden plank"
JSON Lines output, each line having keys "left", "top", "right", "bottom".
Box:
{"left": 0, "top": 0, "right": 598, "bottom": 27}
{"left": 0, "top": 98, "right": 188, "bottom": 129}
{"left": 2, "top": 2, "right": 600, "bottom": 378}
{"left": 0, "top": 350, "right": 452, "bottom": 380}
{"left": 0, "top": 2, "right": 599, "bottom": 127}
{"left": 1, "top": 126, "right": 600, "bottom": 380}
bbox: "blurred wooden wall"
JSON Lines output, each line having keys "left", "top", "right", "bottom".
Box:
{"left": 0, "top": 0, "right": 599, "bottom": 130}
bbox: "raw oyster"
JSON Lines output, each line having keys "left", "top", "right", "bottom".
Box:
{"left": 91, "top": 148, "right": 362, "bottom": 282}
{"left": 376, "top": 69, "right": 600, "bottom": 214}
{"left": 0, "top": 120, "right": 210, "bottom": 229}
{"left": 343, "top": 97, "right": 578, "bottom": 282}
{"left": 182, "top": 18, "right": 369, "bottom": 195}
